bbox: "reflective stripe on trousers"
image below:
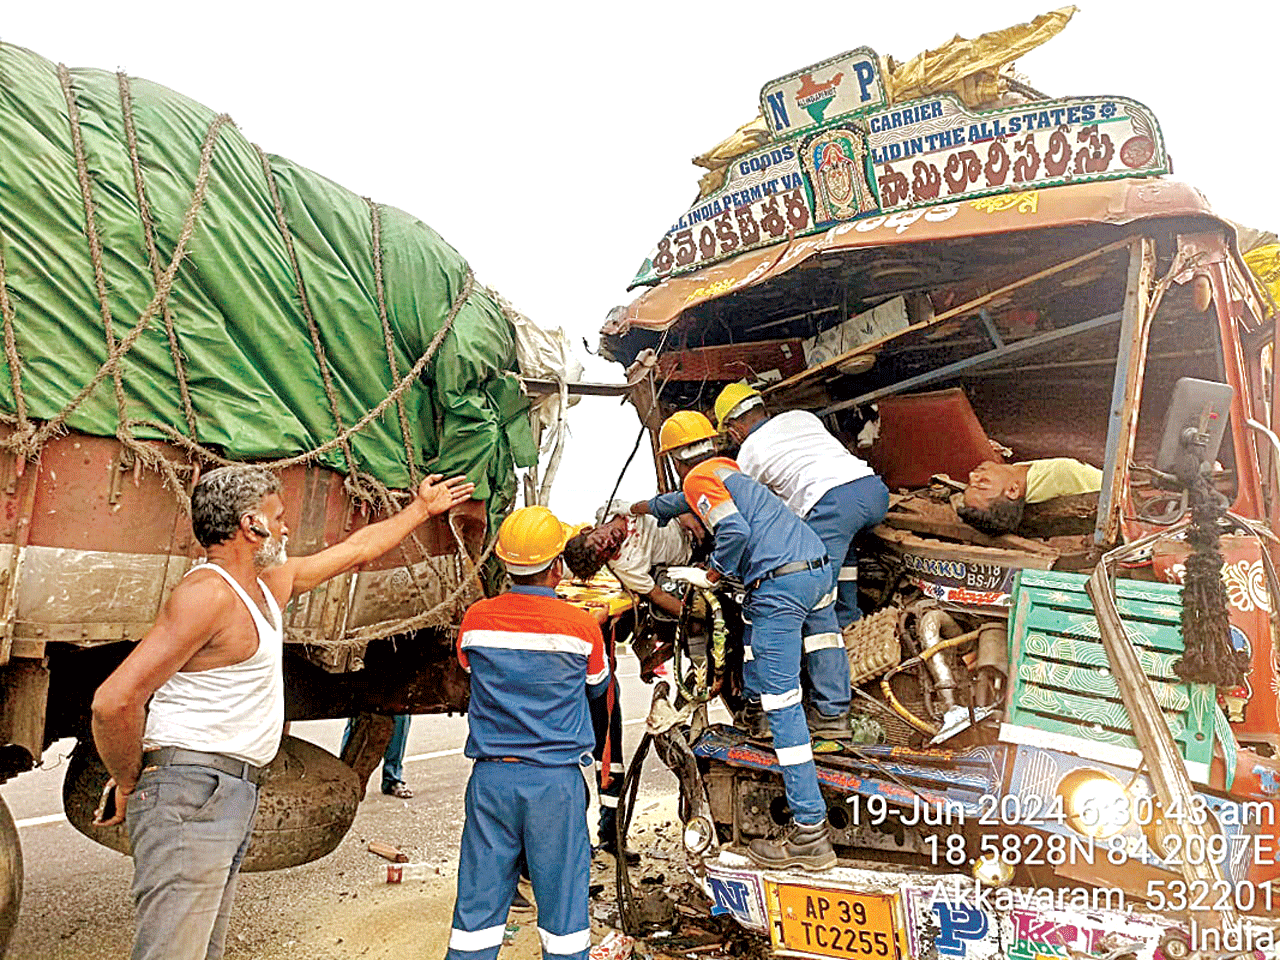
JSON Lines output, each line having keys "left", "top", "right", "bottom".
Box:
{"left": 742, "top": 575, "right": 848, "bottom": 719}
{"left": 745, "top": 571, "right": 830, "bottom": 824}
{"left": 446, "top": 762, "right": 591, "bottom": 960}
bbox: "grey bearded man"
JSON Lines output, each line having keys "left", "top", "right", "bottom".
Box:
{"left": 91, "top": 465, "right": 473, "bottom": 960}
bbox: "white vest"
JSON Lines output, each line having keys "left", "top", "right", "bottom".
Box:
{"left": 142, "top": 563, "right": 285, "bottom": 766}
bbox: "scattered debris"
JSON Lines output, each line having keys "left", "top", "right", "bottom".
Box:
{"left": 589, "top": 930, "right": 635, "bottom": 960}
{"left": 366, "top": 841, "right": 408, "bottom": 863}
{"left": 383, "top": 862, "right": 437, "bottom": 883}
{"left": 590, "top": 792, "right": 771, "bottom": 959}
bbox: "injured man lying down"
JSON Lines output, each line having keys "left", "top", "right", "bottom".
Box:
{"left": 957, "top": 457, "right": 1103, "bottom": 536}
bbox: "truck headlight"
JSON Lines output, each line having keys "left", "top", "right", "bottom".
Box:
{"left": 682, "top": 815, "right": 716, "bottom": 855}
{"left": 1057, "top": 769, "right": 1130, "bottom": 840}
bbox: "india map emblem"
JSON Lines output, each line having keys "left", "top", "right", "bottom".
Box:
{"left": 793, "top": 72, "right": 843, "bottom": 124}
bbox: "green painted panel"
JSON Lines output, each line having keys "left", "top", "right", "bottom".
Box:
{"left": 1015, "top": 568, "right": 1185, "bottom": 606}
{"left": 1020, "top": 634, "right": 1182, "bottom": 678}
{"left": 1018, "top": 607, "right": 1184, "bottom": 653}
{"left": 1008, "top": 570, "right": 1215, "bottom": 769}
{"left": 1015, "top": 661, "right": 1191, "bottom": 712}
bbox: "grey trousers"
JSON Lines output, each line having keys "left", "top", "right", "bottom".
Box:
{"left": 127, "top": 765, "right": 259, "bottom": 960}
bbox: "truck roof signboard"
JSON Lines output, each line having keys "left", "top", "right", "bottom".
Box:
{"left": 631, "top": 48, "right": 1168, "bottom": 289}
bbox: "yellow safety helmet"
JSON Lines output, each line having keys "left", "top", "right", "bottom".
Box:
{"left": 714, "top": 382, "right": 764, "bottom": 430}
{"left": 657, "top": 411, "right": 718, "bottom": 456}
{"left": 496, "top": 506, "right": 569, "bottom": 574}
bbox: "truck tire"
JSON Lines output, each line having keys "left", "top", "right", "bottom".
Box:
{"left": 0, "top": 796, "right": 22, "bottom": 955}
{"left": 63, "top": 736, "right": 360, "bottom": 871}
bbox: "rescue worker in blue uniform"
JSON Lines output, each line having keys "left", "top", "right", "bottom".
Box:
{"left": 445, "top": 506, "right": 608, "bottom": 959}
{"left": 632, "top": 411, "right": 838, "bottom": 871}
{"left": 714, "top": 382, "right": 889, "bottom": 740}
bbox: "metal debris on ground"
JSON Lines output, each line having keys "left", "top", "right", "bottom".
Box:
{"left": 590, "top": 793, "right": 774, "bottom": 960}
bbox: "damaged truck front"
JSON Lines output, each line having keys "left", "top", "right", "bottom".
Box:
{"left": 599, "top": 15, "right": 1280, "bottom": 959}
{"left": 0, "top": 42, "right": 577, "bottom": 951}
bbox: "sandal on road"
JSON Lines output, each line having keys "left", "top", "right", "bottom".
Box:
{"left": 382, "top": 781, "right": 413, "bottom": 799}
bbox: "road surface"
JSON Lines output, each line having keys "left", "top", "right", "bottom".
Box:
{"left": 1, "top": 659, "right": 714, "bottom": 959}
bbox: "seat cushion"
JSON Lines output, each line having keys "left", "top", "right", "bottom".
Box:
{"left": 867, "top": 388, "right": 1002, "bottom": 490}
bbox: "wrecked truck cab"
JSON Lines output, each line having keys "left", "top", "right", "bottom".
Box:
{"left": 598, "top": 22, "right": 1280, "bottom": 960}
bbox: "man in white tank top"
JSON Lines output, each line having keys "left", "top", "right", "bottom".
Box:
{"left": 91, "top": 465, "right": 474, "bottom": 960}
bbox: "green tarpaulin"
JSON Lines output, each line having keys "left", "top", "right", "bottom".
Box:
{"left": 0, "top": 42, "right": 537, "bottom": 524}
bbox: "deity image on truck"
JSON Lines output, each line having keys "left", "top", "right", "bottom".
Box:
{"left": 587, "top": 7, "right": 1280, "bottom": 959}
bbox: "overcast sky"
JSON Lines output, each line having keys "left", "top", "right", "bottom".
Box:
{"left": 5, "top": 2, "right": 1277, "bottom": 521}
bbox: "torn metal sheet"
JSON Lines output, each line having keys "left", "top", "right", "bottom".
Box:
{"left": 615, "top": 179, "right": 1210, "bottom": 330}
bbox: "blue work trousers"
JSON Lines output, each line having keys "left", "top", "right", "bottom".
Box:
{"left": 127, "top": 765, "right": 259, "bottom": 960}
{"left": 803, "top": 475, "right": 890, "bottom": 628}
{"left": 446, "top": 760, "right": 591, "bottom": 960}
{"left": 590, "top": 675, "right": 624, "bottom": 848}
{"left": 742, "top": 572, "right": 849, "bottom": 719}
{"left": 743, "top": 569, "right": 831, "bottom": 825}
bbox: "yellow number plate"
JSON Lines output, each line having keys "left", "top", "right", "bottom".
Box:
{"left": 773, "top": 883, "right": 898, "bottom": 958}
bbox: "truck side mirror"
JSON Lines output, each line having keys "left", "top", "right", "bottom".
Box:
{"left": 1154, "top": 377, "right": 1234, "bottom": 485}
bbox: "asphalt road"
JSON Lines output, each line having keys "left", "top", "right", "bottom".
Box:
{"left": 0, "top": 660, "right": 717, "bottom": 959}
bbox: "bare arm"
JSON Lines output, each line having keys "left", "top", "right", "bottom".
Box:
{"left": 264, "top": 474, "right": 474, "bottom": 602}
{"left": 91, "top": 577, "right": 230, "bottom": 821}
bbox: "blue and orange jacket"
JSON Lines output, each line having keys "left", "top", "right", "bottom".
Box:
{"left": 649, "top": 457, "right": 826, "bottom": 585}
{"left": 457, "top": 586, "right": 608, "bottom": 766}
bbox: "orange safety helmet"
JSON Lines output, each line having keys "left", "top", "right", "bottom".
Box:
{"left": 657, "top": 411, "right": 718, "bottom": 456}
{"left": 495, "top": 505, "right": 569, "bottom": 574}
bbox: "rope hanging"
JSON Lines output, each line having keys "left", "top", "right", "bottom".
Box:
{"left": 13, "top": 65, "right": 233, "bottom": 499}
{"left": 58, "top": 64, "right": 130, "bottom": 436}
{"left": 0, "top": 61, "right": 496, "bottom": 651}
{"left": 253, "top": 143, "right": 359, "bottom": 486}
{"left": 368, "top": 198, "right": 420, "bottom": 487}
{"left": 118, "top": 71, "right": 201, "bottom": 444}
{"left": 0, "top": 243, "right": 29, "bottom": 439}
{"left": 331, "top": 534, "right": 499, "bottom": 647}
{"left": 0, "top": 60, "right": 476, "bottom": 507}
{"left": 127, "top": 268, "right": 474, "bottom": 475}
{"left": 0, "top": 108, "right": 231, "bottom": 464}
{"left": 1175, "top": 472, "right": 1251, "bottom": 688}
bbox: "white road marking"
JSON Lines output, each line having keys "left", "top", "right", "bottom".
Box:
{"left": 16, "top": 813, "right": 66, "bottom": 829}
{"left": 17, "top": 699, "right": 734, "bottom": 826}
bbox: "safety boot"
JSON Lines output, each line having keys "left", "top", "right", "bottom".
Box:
{"left": 805, "top": 705, "right": 852, "bottom": 742}
{"left": 747, "top": 819, "right": 837, "bottom": 871}
{"left": 736, "top": 700, "right": 771, "bottom": 740}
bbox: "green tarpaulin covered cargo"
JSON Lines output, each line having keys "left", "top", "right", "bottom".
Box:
{"left": 0, "top": 42, "right": 538, "bottom": 525}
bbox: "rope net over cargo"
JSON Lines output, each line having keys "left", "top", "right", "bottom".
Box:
{"left": 0, "top": 43, "right": 546, "bottom": 645}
